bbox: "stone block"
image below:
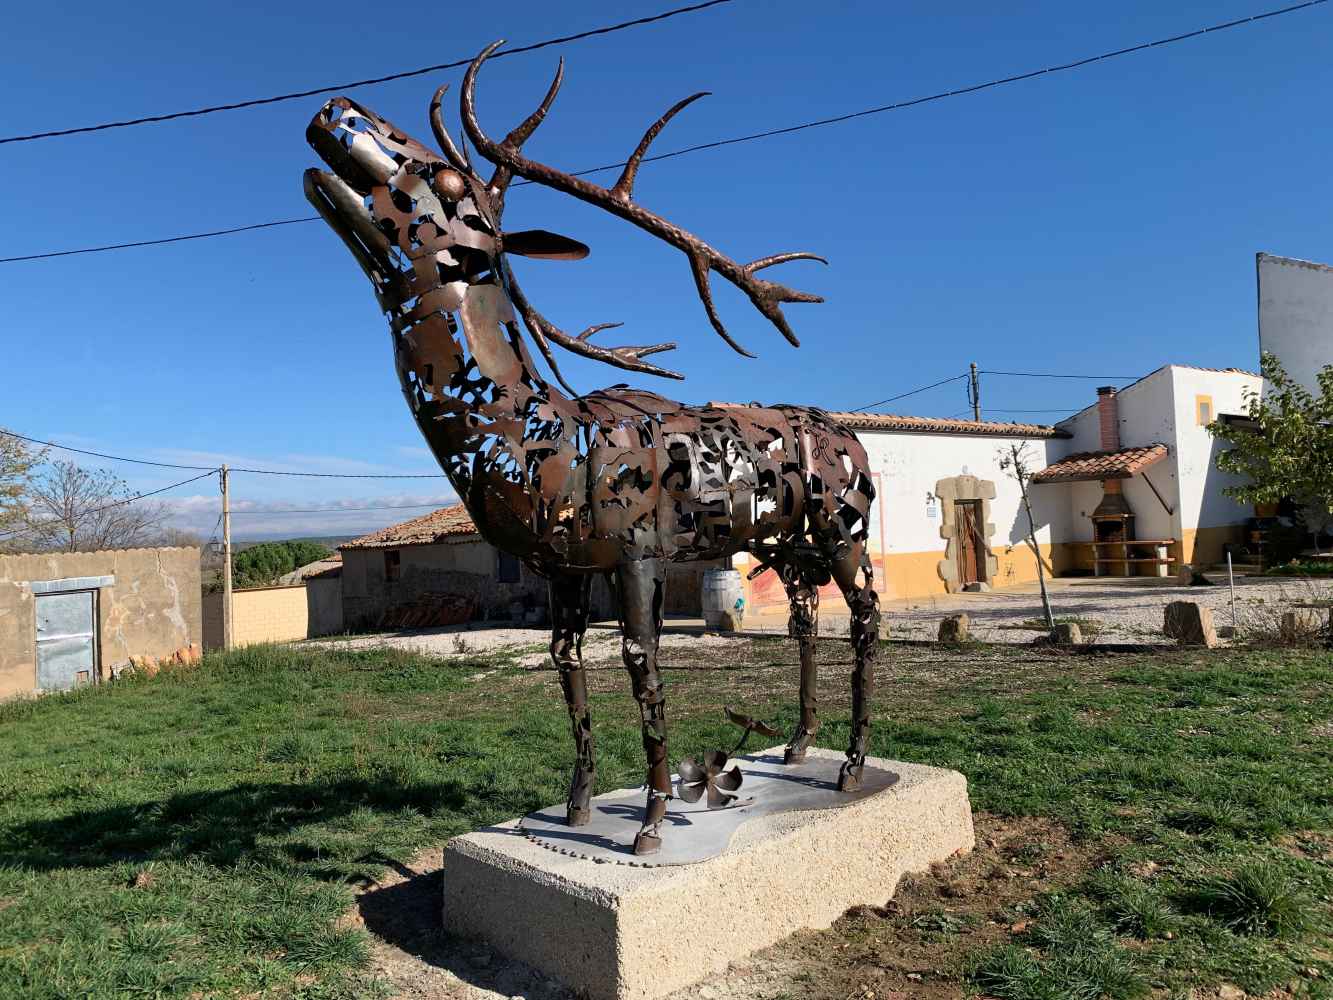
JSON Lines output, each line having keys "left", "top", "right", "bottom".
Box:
{"left": 1051, "top": 622, "right": 1083, "bottom": 645}
{"left": 1280, "top": 610, "right": 1323, "bottom": 641}
{"left": 442, "top": 748, "right": 974, "bottom": 1000}
{"left": 1164, "top": 601, "right": 1218, "bottom": 647}
{"left": 938, "top": 613, "right": 970, "bottom": 644}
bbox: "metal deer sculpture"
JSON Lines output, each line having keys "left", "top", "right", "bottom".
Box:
{"left": 304, "top": 43, "right": 880, "bottom": 856}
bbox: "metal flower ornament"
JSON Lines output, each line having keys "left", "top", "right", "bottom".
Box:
{"left": 304, "top": 43, "right": 882, "bottom": 856}
{"left": 677, "top": 751, "right": 744, "bottom": 808}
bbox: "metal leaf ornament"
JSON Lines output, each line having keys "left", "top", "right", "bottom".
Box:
{"left": 677, "top": 750, "right": 743, "bottom": 808}
{"left": 725, "top": 706, "right": 783, "bottom": 754}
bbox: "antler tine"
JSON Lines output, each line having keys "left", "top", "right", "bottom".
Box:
{"left": 611, "top": 92, "right": 709, "bottom": 202}
{"left": 504, "top": 262, "right": 684, "bottom": 382}
{"left": 688, "top": 253, "right": 757, "bottom": 358}
{"left": 460, "top": 41, "right": 563, "bottom": 213}
{"left": 462, "top": 43, "right": 826, "bottom": 363}
{"left": 429, "top": 84, "right": 473, "bottom": 175}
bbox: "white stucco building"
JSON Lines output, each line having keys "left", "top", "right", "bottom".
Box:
{"left": 1257, "top": 252, "right": 1333, "bottom": 396}
{"left": 734, "top": 364, "right": 1263, "bottom": 617}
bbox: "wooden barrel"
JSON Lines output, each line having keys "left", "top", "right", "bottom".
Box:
{"left": 701, "top": 569, "right": 745, "bottom": 631}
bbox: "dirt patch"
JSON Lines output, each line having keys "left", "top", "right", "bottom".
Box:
{"left": 354, "top": 813, "right": 1095, "bottom": 1000}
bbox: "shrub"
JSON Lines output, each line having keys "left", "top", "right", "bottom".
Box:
{"left": 1184, "top": 862, "right": 1312, "bottom": 937}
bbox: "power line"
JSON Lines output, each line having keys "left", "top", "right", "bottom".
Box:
{"left": 230, "top": 502, "right": 450, "bottom": 514}
{"left": 229, "top": 467, "right": 445, "bottom": 479}
{"left": 0, "top": 0, "right": 735, "bottom": 145}
{"left": 853, "top": 374, "right": 969, "bottom": 412}
{"left": 1, "top": 219, "right": 316, "bottom": 263}
{"left": 980, "top": 370, "right": 1139, "bottom": 380}
{"left": 2, "top": 429, "right": 447, "bottom": 478}
{"left": 0, "top": 470, "right": 219, "bottom": 542}
{"left": 985, "top": 407, "right": 1085, "bottom": 413}
{"left": 4, "top": 0, "right": 1325, "bottom": 265}
{"left": 2, "top": 430, "right": 218, "bottom": 470}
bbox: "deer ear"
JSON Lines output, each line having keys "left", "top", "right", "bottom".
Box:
{"left": 503, "top": 229, "right": 590, "bottom": 260}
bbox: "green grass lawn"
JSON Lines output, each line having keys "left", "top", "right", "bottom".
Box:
{"left": 0, "top": 640, "right": 1330, "bottom": 999}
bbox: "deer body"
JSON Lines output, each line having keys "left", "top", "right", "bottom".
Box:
{"left": 305, "top": 46, "right": 881, "bottom": 855}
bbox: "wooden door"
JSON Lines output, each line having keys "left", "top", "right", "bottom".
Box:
{"left": 955, "top": 500, "right": 984, "bottom": 585}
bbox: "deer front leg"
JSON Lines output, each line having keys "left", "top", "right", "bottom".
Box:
{"left": 615, "top": 558, "right": 670, "bottom": 856}
{"left": 832, "top": 545, "right": 881, "bottom": 792}
{"left": 550, "top": 573, "right": 595, "bottom": 826}
{"left": 782, "top": 571, "right": 820, "bottom": 764}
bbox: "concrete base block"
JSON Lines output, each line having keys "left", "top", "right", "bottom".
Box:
{"left": 441, "top": 748, "right": 974, "bottom": 1000}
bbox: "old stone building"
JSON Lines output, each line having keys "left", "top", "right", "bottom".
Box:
{"left": 0, "top": 546, "right": 202, "bottom": 698}
{"left": 338, "top": 505, "right": 556, "bottom": 630}
{"left": 337, "top": 504, "right": 721, "bottom": 630}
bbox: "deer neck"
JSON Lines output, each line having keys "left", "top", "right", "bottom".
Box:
{"left": 394, "top": 279, "right": 572, "bottom": 499}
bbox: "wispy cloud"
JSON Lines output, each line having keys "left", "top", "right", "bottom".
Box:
{"left": 159, "top": 492, "right": 458, "bottom": 541}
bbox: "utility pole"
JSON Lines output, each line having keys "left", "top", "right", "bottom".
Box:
{"left": 221, "top": 464, "right": 233, "bottom": 651}
{"left": 969, "top": 362, "right": 981, "bottom": 421}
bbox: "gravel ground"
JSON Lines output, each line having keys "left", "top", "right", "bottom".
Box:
{"left": 302, "top": 624, "right": 750, "bottom": 667}
{"left": 879, "top": 574, "right": 1331, "bottom": 643}
{"left": 299, "top": 574, "right": 1330, "bottom": 661}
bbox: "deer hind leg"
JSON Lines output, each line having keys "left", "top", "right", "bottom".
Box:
{"left": 781, "top": 568, "right": 821, "bottom": 764}
{"left": 550, "top": 573, "right": 595, "bottom": 826}
{"left": 615, "top": 558, "right": 671, "bottom": 856}
{"left": 830, "top": 541, "right": 881, "bottom": 792}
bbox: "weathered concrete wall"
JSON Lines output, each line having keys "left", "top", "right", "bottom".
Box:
{"left": 0, "top": 547, "right": 201, "bottom": 699}
{"left": 201, "top": 589, "right": 225, "bottom": 652}
{"left": 307, "top": 575, "right": 344, "bottom": 636}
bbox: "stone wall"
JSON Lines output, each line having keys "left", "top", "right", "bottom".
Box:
{"left": 340, "top": 539, "right": 716, "bottom": 630}
{"left": 0, "top": 547, "right": 201, "bottom": 699}
{"left": 341, "top": 539, "right": 550, "bottom": 630}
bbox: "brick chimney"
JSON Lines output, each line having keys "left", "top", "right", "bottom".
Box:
{"left": 1097, "top": 386, "right": 1120, "bottom": 452}
{"left": 1094, "top": 385, "right": 1131, "bottom": 513}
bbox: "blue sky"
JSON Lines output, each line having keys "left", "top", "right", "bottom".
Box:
{"left": 4, "top": 0, "right": 1331, "bottom": 540}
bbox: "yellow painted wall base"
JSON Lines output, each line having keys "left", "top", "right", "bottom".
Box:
{"left": 1180, "top": 525, "right": 1245, "bottom": 567}
{"left": 739, "top": 541, "right": 1075, "bottom": 614}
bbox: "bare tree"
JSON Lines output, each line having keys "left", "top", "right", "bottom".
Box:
{"left": 998, "top": 442, "right": 1056, "bottom": 631}
{"left": 0, "top": 430, "right": 45, "bottom": 546}
{"left": 25, "top": 461, "right": 167, "bottom": 552}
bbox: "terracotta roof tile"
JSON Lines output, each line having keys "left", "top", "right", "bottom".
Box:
{"left": 827, "top": 412, "right": 1071, "bottom": 439}
{"left": 340, "top": 503, "right": 477, "bottom": 550}
{"left": 1032, "top": 444, "right": 1169, "bottom": 484}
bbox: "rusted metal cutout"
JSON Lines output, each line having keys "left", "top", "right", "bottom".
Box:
{"left": 304, "top": 43, "right": 882, "bottom": 855}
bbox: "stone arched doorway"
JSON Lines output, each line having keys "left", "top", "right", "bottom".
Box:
{"left": 935, "top": 475, "right": 998, "bottom": 593}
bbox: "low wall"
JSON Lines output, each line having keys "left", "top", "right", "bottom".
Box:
{"left": 202, "top": 577, "right": 346, "bottom": 650}
{"left": 0, "top": 547, "right": 201, "bottom": 698}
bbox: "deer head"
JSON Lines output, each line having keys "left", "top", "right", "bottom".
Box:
{"left": 303, "top": 42, "right": 827, "bottom": 392}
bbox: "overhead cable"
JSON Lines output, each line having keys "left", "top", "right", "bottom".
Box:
{"left": 0, "top": 0, "right": 735, "bottom": 144}
{"left": 853, "top": 374, "right": 969, "bottom": 412}
{"left": 1, "top": 430, "right": 446, "bottom": 478}
{"left": 4, "top": 0, "right": 1325, "bottom": 262}
{"left": 0, "top": 470, "right": 219, "bottom": 542}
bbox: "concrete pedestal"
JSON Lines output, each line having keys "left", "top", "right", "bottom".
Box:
{"left": 441, "top": 747, "right": 974, "bottom": 1000}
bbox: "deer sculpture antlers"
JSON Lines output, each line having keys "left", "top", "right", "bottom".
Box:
{"left": 443, "top": 40, "right": 828, "bottom": 383}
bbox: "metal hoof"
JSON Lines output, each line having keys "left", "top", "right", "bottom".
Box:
{"left": 837, "top": 764, "right": 863, "bottom": 792}
{"left": 785, "top": 728, "right": 815, "bottom": 764}
{"left": 632, "top": 830, "right": 661, "bottom": 856}
{"left": 566, "top": 805, "right": 591, "bottom": 827}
